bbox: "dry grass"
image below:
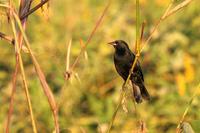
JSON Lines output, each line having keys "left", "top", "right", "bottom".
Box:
{"left": 0, "top": 0, "right": 197, "bottom": 132}
{"left": 2, "top": 0, "right": 59, "bottom": 132}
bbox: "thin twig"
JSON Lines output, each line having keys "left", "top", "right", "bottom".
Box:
{"left": 142, "top": 0, "right": 174, "bottom": 49}
{"left": 142, "top": 0, "right": 193, "bottom": 50}
{"left": 79, "top": 39, "right": 88, "bottom": 61}
{"left": 140, "top": 22, "right": 146, "bottom": 44}
{"left": 20, "top": 0, "right": 49, "bottom": 20}
{"left": 164, "top": 0, "right": 193, "bottom": 20}
{"left": 107, "top": 90, "right": 126, "bottom": 132}
{"left": 176, "top": 83, "right": 200, "bottom": 132}
{"left": 6, "top": 0, "right": 12, "bottom": 22}
{"left": 70, "top": 0, "right": 111, "bottom": 71}
{"left": 138, "top": 21, "right": 146, "bottom": 51}
{"left": 0, "top": 32, "right": 14, "bottom": 44}
{"left": 0, "top": 32, "right": 29, "bottom": 53}
{"left": 0, "top": 4, "right": 10, "bottom": 8}
{"left": 55, "top": 0, "right": 110, "bottom": 108}
{"left": 161, "top": 0, "right": 175, "bottom": 20}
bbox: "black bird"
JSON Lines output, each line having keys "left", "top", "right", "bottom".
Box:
{"left": 109, "top": 40, "right": 150, "bottom": 103}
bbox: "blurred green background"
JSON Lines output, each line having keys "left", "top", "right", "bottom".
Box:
{"left": 0, "top": 0, "right": 200, "bottom": 132}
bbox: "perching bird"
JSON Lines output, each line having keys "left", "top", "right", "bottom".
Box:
{"left": 109, "top": 40, "right": 150, "bottom": 103}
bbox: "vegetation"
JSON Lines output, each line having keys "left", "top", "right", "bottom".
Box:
{"left": 0, "top": 0, "right": 199, "bottom": 132}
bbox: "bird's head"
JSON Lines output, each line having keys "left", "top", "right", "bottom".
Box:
{"left": 108, "top": 40, "right": 130, "bottom": 55}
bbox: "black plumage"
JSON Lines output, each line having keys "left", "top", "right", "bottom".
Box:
{"left": 109, "top": 40, "right": 150, "bottom": 103}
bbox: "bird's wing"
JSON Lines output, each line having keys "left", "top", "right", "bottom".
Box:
{"left": 136, "top": 61, "right": 144, "bottom": 81}
{"left": 129, "top": 53, "right": 144, "bottom": 81}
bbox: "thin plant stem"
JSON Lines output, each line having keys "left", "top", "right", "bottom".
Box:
{"left": 176, "top": 83, "right": 200, "bottom": 132}
{"left": 139, "top": 22, "right": 146, "bottom": 44}
{"left": 107, "top": 45, "right": 140, "bottom": 133}
{"left": 107, "top": 1, "right": 141, "bottom": 131}
{"left": 70, "top": 0, "right": 111, "bottom": 71}
{"left": 142, "top": 0, "right": 193, "bottom": 50}
{"left": 79, "top": 39, "right": 88, "bottom": 61}
{"left": 6, "top": 1, "right": 32, "bottom": 131}
{"left": 164, "top": 0, "right": 193, "bottom": 20}
{"left": 20, "top": 0, "right": 49, "bottom": 20}
{"left": 66, "top": 39, "right": 72, "bottom": 72}
{"left": 5, "top": 56, "right": 19, "bottom": 133}
{"left": 13, "top": 11, "right": 59, "bottom": 133}
{"left": 135, "top": 0, "right": 140, "bottom": 54}
{"left": 0, "top": 4, "right": 10, "bottom": 8}
{"left": 10, "top": 16, "right": 37, "bottom": 133}
{"left": 107, "top": 91, "right": 125, "bottom": 133}
{"left": 142, "top": 0, "right": 174, "bottom": 48}
{"left": 0, "top": 32, "right": 14, "bottom": 44}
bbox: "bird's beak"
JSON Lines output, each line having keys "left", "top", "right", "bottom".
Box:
{"left": 108, "top": 41, "right": 116, "bottom": 46}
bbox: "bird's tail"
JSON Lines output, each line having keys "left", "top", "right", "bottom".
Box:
{"left": 139, "top": 83, "right": 150, "bottom": 101}
{"left": 131, "top": 81, "right": 150, "bottom": 103}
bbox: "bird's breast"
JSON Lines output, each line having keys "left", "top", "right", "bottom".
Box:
{"left": 114, "top": 54, "right": 132, "bottom": 80}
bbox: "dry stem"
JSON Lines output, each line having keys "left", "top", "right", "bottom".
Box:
{"left": 70, "top": 0, "right": 111, "bottom": 71}
{"left": 176, "top": 83, "right": 200, "bottom": 132}
{"left": 10, "top": 14, "right": 37, "bottom": 133}
{"left": 6, "top": 0, "right": 33, "bottom": 132}
{"left": 20, "top": 0, "right": 49, "bottom": 20}
{"left": 13, "top": 11, "right": 59, "bottom": 133}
